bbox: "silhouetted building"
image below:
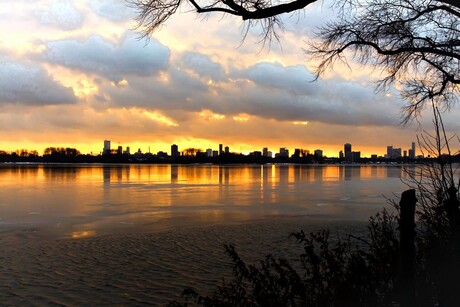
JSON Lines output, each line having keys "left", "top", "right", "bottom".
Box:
{"left": 279, "top": 148, "right": 289, "bottom": 158}
{"left": 103, "top": 140, "right": 111, "bottom": 154}
{"left": 387, "top": 146, "right": 393, "bottom": 159}
{"left": 117, "top": 146, "right": 122, "bottom": 155}
{"left": 351, "top": 151, "right": 361, "bottom": 163}
{"left": 206, "top": 148, "right": 212, "bottom": 157}
{"left": 171, "top": 144, "right": 179, "bottom": 159}
{"left": 344, "top": 143, "right": 352, "bottom": 161}
{"left": 339, "top": 150, "right": 344, "bottom": 160}
{"left": 293, "top": 148, "right": 301, "bottom": 158}
{"left": 410, "top": 142, "right": 416, "bottom": 159}
{"left": 263, "top": 147, "right": 269, "bottom": 157}
{"left": 219, "top": 144, "right": 223, "bottom": 155}
{"left": 157, "top": 151, "right": 168, "bottom": 158}
{"left": 225, "top": 146, "right": 229, "bottom": 154}
{"left": 314, "top": 149, "right": 323, "bottom": 158}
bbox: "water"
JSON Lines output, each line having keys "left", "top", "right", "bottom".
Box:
{"left": 0, "top": 164, "right": 407, "bottom": 238}
{"left": 0, "top": 164, "right": 409, "bottom": 305}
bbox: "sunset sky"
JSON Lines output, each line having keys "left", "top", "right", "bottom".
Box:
{"left": 0, "top": 0, "right": 458, "bottom": 157}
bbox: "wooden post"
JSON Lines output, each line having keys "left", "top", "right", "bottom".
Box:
{"left": 399, "top": 189, "right": 417, "bottom": 306}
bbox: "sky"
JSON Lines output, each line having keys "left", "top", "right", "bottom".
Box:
{"left": 0, "top": 0, "right": 458, "bottom": 157}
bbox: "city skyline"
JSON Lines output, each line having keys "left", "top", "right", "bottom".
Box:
{"left": 0, "top": 1, "right": 459, "bottom": 157}
{"left": 96, "top": 139, "right": 417, "bottom": 159}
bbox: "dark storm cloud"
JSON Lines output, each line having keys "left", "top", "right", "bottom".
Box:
{"left": 42, "top": 34, "right": 170, "bottom": 81}
{"left": 0, "top": 59, "right": 76, "bottom": 105}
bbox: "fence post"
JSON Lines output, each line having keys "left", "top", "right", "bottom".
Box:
{"left": 399, "top": 189, "right": 417, "bottom": 306}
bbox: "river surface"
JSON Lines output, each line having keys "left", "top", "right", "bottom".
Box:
{"left": 0, "top": 163, "right": 409, "bottom": 305}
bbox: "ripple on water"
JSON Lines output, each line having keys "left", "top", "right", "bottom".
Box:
{"left": 0, "top": 218, "right": 368, "bottom": 305}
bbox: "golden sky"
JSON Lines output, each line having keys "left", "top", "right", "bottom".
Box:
{"left": 0, "top": 0, "right": 458, "bottom": 157}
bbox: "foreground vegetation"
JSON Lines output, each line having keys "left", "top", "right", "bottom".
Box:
{"left": 169, "top": 109, "right": 460, "bottom": 306}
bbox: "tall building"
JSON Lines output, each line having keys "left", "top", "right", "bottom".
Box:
{"left": 219, "top": 144, "right": 223, "bottom": 155}
{"left": 225, "top": 146, "right": 229, "bottom": 154}
{"left": 351, "top": 151, "right": 361, "bottom": 163}
{"left": 387, "top": 145, "right": 393, "bottom": 158}
{"left": 344, "top": 143, "right": 352, "bottom": 161}
{"left": 279, "top": 148, "right": 289, "bottom": 158}
{"left": 171, "top": 144, "right": 179, "bottom": 159}
{"left": 410, "top": 142, "right": 416, "bottom": 159}
{"left": 262, "top": 147, "right": 268, "bottom": 157}
{"left": 103, "top": 140, "right": 111, "bottom": 154}
{"left": 314, "top": 149, "right": 323, "bottom": 158}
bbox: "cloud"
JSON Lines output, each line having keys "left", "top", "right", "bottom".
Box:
{"left": 0, "top": 59, "right": 76, "bottom": 105}
{"left": 90, "top": 0, "right": 136, "bottom": 22}
{"left": 244, "top": 62, "right": 314, "bottom": 95}
{"left": 42, "top": 34, "right": 170, "bottom": 81}
{"left": 232, "top": 61, "right": 403, "bottom": 125}
{"left": 180, "top": 52, "right": 226, "bottom": 82}
{"left": 35, "top": 0, "right": 83, "bottom": 31}
{"left": 99, "top": 55, "right": 404, "bottom": 127}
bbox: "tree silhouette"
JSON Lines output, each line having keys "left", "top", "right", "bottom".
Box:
{"left": 309, "top": 0, "right": 459, "bottom": 122}
{"left": 129, "top": 0, "right": 318, "bottom": 44}
{"left": 131, "top": 0, "right": 459, "bottom": 119}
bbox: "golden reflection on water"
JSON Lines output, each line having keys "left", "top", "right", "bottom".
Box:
{"left": 0, "top": 164, "right": 409, "bottom": 237}
{"left": 72, "top": 230, "right": 96, "bottom": 239}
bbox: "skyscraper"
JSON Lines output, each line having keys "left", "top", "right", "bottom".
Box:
{"left": 171, "top": 144, "right": 179, "bottom": 159}
{"left": 314, "top": 149, "right": 323, "bottom": 158}
{"left": 344, "top": 143, "right": 352, "bottom": 161}
{"left": 387, "top": 145, "right": 393, "bottom": 159}
{"left": 263, "top": 147, "right": 268, "bottom": 157}
{"left": 103, "top": 140, "right": 111, "bottom": 154}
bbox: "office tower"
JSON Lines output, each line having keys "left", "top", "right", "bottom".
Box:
{"left": 117, "top": 146, "right": 122, "bottom": 155}
{"left": 263, "top": 147, "right": 268, "bottom": 157}
{"left": 225, "top": 146, "right": 229, "bottom": 154}
{"left": 314, "top": 149, "right": 323, "bottom": 158}
{"left": 410, "top": 142, "right": 416, "bottom": 159}
{"left": 279, "top": 148, "right": 289, "bottom": 158}
{"left": 219, "top": 144, "right": 223, "bottom": 155}
{"left": 387, "top": 145, "right": 393, "bottom": 159}
{"left": 206, "top": 149, "right": 212, "bottom": 157}
{"left": 103, "top": 140, "right": 111, "bottom": 154}
{"left": 351, "top": 151, "right": 361, "bottom": 163}
{"left": 344, "top": 143, "right": 352, "bottom": 161}
{"left": 171, "top": 144, "right": 179, "bottom": 159}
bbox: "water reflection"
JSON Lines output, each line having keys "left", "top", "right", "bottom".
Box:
{"left": 0, "top": 164, "right": 408, "bottom": 238}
